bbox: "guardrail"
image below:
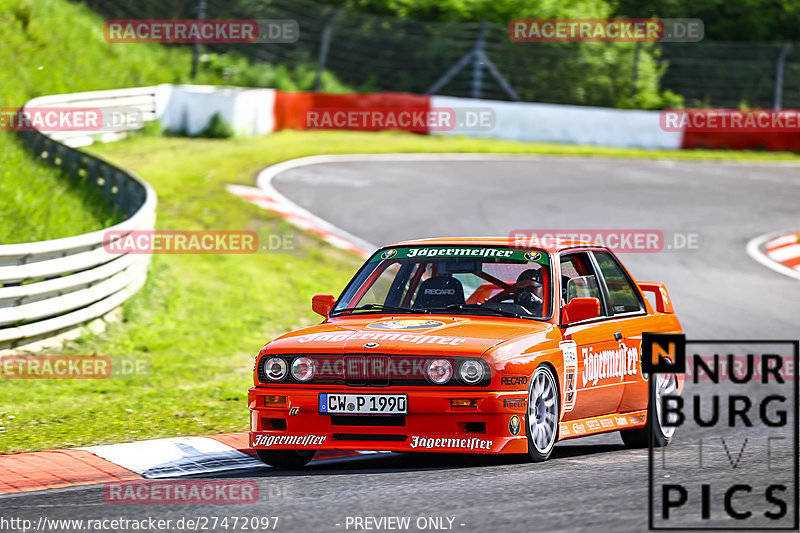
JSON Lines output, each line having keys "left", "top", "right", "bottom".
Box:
{"left": 0, "top": 87, "right": 159, "bottom": 350}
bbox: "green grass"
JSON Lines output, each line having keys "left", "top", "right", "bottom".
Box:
{"left": 0, "top": 138, "right": 122, "bottom": 243}
{"left": 2, "top": 128, "right": 799, "bottom": 453}
{"left": 0, "top": 0, "right": 348, "bottom": 244}
{"left": 0, "top": 0, "right": 204, "bottom": 243}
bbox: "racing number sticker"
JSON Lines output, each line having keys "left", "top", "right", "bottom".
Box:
{"left": 560, "top": 340, "right": 578, "bottom": 412}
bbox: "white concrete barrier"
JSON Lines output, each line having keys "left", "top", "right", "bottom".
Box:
{"left": 431, "top": 95, "right": 683, "bottom": 149}
{"left": 155, "top": 84, "right": 275, "bottom": 136}
{"left": 152, "top": 87, "right": 683, "bottom": 149}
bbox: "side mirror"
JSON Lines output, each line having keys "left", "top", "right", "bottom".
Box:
{"left": 312, "top": 294, "right": 336, "bottom": 318}
{"left": 561, "top": 297, "right": 600, "bottom": 324}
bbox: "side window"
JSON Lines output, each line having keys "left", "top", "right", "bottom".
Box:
{"left": 567, "top": 275, "right": 601, "bottom": 302}
{"left": 559, "top": 253, "right": 602, "bottom": 304}
{"left": 593, "top": 252, "right": 643, "bottom": 314}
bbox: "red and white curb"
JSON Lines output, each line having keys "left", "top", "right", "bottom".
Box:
{"left": 81, "top": 434, "right": 382, "bottom": 479}
{"left": 228, "top": 183, "right": 373, "bottom": 259}
{"left": 80, "top": 435, "right": 261, "bottom": 479}
{"left": 747, "top": 229, "right": 800, "bottom": 281}
{"left": 766, "top": 232, "right": 800, "bottom": 269}
{"left": 0, "top": 431, "right": 385, "bottom": 494}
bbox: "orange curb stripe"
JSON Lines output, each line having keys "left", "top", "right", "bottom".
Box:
{"left": 0, "top": 450, "right": 140, "bottom": 495}
{"left": 767, "top": 242, "right": 792, "bottom": 253}
{"left": 784, "top": 256, "right": 800, "bottom": 268}
{"left": 764, "top": 232, "right": 800, "bottom": 270}
{"left": 766, "top": 233, "right": 799, "bottom": 252}
{"left": 229, "top": 189, "right": 372, "bottom": 260}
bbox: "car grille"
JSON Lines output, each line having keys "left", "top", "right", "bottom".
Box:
{"left": 344, "top": 354, "right": 390, "bottom": 386}
{"left": 330, "top": 415, "right": 406, "bottom": 427}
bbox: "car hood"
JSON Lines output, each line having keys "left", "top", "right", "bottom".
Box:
{"left": 265, "top": 315, "right": 553, "bottom": 357}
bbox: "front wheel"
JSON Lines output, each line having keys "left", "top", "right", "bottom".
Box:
{"left": 620, "top": 372, "right": 679, "bottom": 448}
{"left": 256, "top": 449, "right": 316, "bottom": 468}
{"left": 526, "top": 365, "right": 560, "bottom": 462}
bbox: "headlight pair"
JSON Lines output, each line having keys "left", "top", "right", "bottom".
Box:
{"left": 426, "top": 359, "right": 484, "bottom": 385}
{"left": 262, "top": 356, "right": 315, "bottom": 382}
{"left": 261, "top": 356, "right": 485, "bottom": 385}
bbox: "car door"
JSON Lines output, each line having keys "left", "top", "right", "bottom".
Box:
{"left": 590, "top": 250, "right": 650, "bottom": 414}
{"left": 558, "top": 251, "right": 626, "bottom": 421}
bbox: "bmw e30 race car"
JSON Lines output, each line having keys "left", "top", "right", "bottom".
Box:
{"left": 249, "top": 238, "right": 683, "bottom": 467}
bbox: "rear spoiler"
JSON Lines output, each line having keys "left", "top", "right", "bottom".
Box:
{"left": 637, "top": 281, "right": 674, "bottom": 314}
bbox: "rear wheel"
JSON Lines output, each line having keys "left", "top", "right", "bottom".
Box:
{"left": 256, "top": 449, "right": 316, "bottom": 468}
{"left": 621, "top": 372, "right": 678, "bottom": 448}
{"left": 526, "top": 365, "right": 559, "bottom": 462}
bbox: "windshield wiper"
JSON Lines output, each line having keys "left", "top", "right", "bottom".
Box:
{"left": 333, "top": 303, "right": 423, "bottom": 315}
{"left": 428, "top": 303, "right": 524, "bottom": 319}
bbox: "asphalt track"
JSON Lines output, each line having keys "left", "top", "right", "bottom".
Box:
{"left": 3, "top": 156, "right": 800, "bottom": 532}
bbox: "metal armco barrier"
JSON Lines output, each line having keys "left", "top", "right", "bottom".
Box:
{"left": 0, "top": 87, "right": 158, "bottom": 350}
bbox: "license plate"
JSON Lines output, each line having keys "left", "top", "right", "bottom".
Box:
{"left": 319, "top": 393, "right": 407, "bottom": 415}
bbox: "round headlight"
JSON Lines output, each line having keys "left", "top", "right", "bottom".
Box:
{"left": 264, "top": 357, "right": 287, "bottom": 381}
{"left": 426, "top": 359, "right": 453, "bottom": 384}
{"left": 459, "top": 360, "right": 484, "bottom": 384}
{"left": 291, "top": 356, "right": 316, "bottom": 382}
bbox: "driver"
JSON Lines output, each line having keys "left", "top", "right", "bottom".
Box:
{"left": 513, "top": 268, "right": 544, "bottom": 316}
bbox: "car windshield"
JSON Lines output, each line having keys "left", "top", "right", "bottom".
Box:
{"left": 332, "top": 245, "right": 553, "bottom": 320}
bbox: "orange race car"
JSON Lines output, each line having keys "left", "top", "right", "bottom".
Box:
{"left": 249, "top": 238, "right": 683, "bottom": 467}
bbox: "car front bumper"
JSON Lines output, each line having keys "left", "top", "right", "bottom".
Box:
{"left": 248, "top": 386, "right": 529, "bottom": 454}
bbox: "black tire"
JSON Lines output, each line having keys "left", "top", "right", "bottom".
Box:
{"left": 526, "top": 365, "right": 560, "bottom": 462}
{"left": 256, "top": 449, "right": 316, "bottom": 468}
{"left": 620, "top": 373, "right": 678, "bottom": 448}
